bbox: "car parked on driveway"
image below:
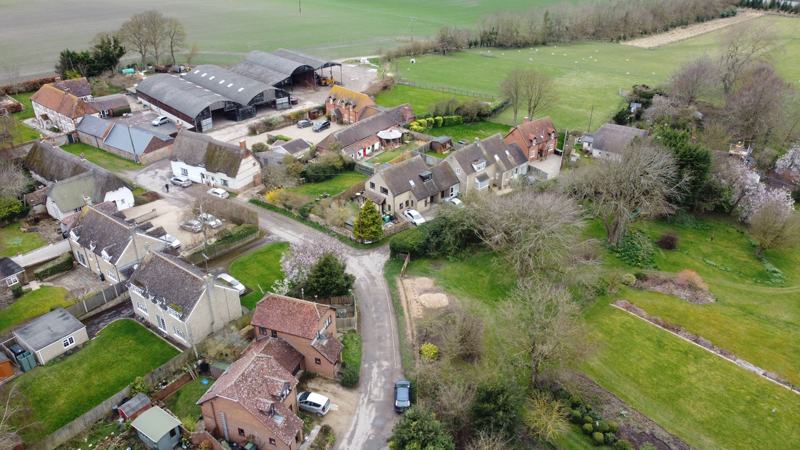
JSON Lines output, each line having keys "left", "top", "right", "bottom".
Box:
{"left": 180, "top": 219, "right": 202, "bottom": 233}
{"left": 207, "top": 188, "right": 229, "bottom": 199}
{"left": 170, "top": 176, "right": 192, "bottom": 188}
{"left": 217, "top": 273, "right": 246, "bottom": 295}
{"left": 403, "top": 209, "right": 426, "bottom": 226}
{"left": 297, "top": 119, "right": 313, "bottom": 128}
{"left": 298, "top": 392, "right": 331, "bottom": 416}
{"left": 198, "top": 213, "right": 223, "bottom": 229}
{"left": 312, "top": 119, "right": 331, "bottom": 132}
{"left": 394, "top": 380, "right": 411, "bottom": 413}
{"left": 446, "top": 197, "right": 464, "bottom": 208}
{"left": 151, "top": 115, "right": 170, "bottom": 126}
{"left": 160, "top": 233, "right": 182, "bottom": 249}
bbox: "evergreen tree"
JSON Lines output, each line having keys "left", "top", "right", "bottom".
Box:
{"left": 389, "top": 407, "right": 455, "bottom": 450}
{"left": 301, "top": 253, "right": 354, "bottom": 298}
{"left": 353, "top": 199, "right": 384, "bottom": 243}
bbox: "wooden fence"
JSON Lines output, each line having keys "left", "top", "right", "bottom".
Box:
{"left": 65, "top": 281, "right": 129, "bottom": 320}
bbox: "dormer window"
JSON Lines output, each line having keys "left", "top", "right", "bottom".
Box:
{"left": 419, "top": 171, "right": 432, "bottom": 182}
{"left": 472, "top": 159, "right": 486, "bottom": 172}
{"left": 100, "top": 249, "right": 111, "bottom": 261}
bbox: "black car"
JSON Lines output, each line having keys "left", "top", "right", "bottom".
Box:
{"left": 394, "top": 380, "right": 411, "bottom": 413}
{"left": 313, "top": 119, "right": 331, "bottom": 132}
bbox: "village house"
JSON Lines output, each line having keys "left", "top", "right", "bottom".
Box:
{"left": 69, "top": 203, "right": 169, "bottom": 283}
{"left": 584, "top": 123, "right": 649, "bottom": 160}
{"left": 128, "top": 252, "right": 242, "bottom": 348}
{"left": 444, "top": 134, "right": 528, "bottom": 194}
{"left": 271, "top": 138, "right": 312, "bottom": 160}
{"left": 197, "top": 338, "right": 304, "bottom": 450}
{"left": 251, "top": 294, "right": 343, "bottom": 379}
{"left": 30, "top": 83, "right": 96, "bottom": 133}
{"left": 77, "top": 115, "right": 173, "bottom": 163}
{"left": 53, "top": 77, "right": 93, "bottom": 101}
{"left": 23, "top": 142, "right": 134, "bottom": 224}
{"left": 325, "top": 85, "right": 376, "bottom": 124}
{"left": 317, "top": 104, "right": 414, "bottom": 160}
{"left": 170, "top": 130, "right": 261, "bottom": 191}
{"left": 88, "top": 94, "right": 130, "bottom": 118}
{"left": 503, "top": 117, "right": 558, "bottom": 162}
{"left": 0, "top": 257, "right": 25, "bottom": 290}
{"left": 365, "top": 155, "right": 459, "bottom": 216}
{"left": 13, "top": 308, "right": 88, "bottom": 365}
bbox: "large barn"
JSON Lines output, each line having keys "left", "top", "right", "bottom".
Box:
{"left": 135, "top": 49, "right": 340, "bottom": 133}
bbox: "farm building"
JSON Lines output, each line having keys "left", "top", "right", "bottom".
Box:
{"left": 231, "top": 49, "right": 341, "bottom": 91}
{"left": 77, "top": 115, "right": 173, "bottom": 163}
{"left": 13, "top": 308, "right": 88, "bottom": 365}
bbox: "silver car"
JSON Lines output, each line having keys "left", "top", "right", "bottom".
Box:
{"left": 298, "top": 392, "right": 331, "bottom": 416}
{"left": 180, "top": 219, "right": 202, "bottom": 233}
{"left": 198, "top": 213, "right": 223, "bottom": 229}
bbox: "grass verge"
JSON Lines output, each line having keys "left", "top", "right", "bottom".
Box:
{"left": 383, "top": 257, "right": 415, "bottom": 374}
{"left": 164, "top": 378, "right": 210, "bottom": 421}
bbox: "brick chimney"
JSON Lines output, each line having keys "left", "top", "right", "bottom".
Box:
{"left": 239, "top": 139, "right": 247, "bottom": 150}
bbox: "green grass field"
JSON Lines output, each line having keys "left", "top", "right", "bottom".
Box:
{"left": 13, "top": 319, "right": 178, "bottom": 441}
{"left": 288, "top": 171, "right": 367, "bottom": 199}
{"left": 165, "top": 378, "right": 210, "bottom": 421}
{"left": 0, "top": 221, "right": 48, "bottom": 257}
{"left": 61, "top": 143, "right": 141, "bottom": 173}
{"left": 374, "top": 84, "right": 479, "bottom": 116}
{"left": 433, "top": 121, "right": 511, "bottom": 142}
{"left": 7, "top": 92, "right": 40, "bottom": 144}
{"left": 387, "top": 15, "right": 800, "bottom": 130}
{"left": 229, "top": 242, "right": 289, "bottom": 309}
{"left": 0, "top": 287, "right": 71, "bottom": 335}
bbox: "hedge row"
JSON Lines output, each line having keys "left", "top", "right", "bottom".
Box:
{"left": 407, "top": 115, "right": 463, "bottom": 133}
{"left": 34, "top": 253, "right": 74, "bottom": 280}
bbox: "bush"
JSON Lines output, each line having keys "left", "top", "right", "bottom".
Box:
{"left": 583, "top": 415, "right": 593, "bottom": 424}
{"left": 11, "top": 284, "right": 24, "bottom": 299}
{"left": 613, "top": 440, "right": 635, "bottom": 450}
{"left": 570, "top": 409, "right": 583, "bottom": 424}
{"left": 608, "top": 420, "right": 619, "bottom": 433}
{"left": 582, "top": 423, "right": 593, "bottom": 434}
{"left": 252, "top": 142, "right": 267, "bottom": 152}
{"left": 434, "top": 116, "right": 443, "bottom": 128}
{"left": 389, "top": 225, "right": 429, "bottom": 256}
{"left": 34, "top": 253, "right": 74, "bottom": 280}
{"left": 0, "top": 197, "right": 25, "bottom": 223}
{"left": 419, "top": 342, "right": 439, "bottom": 361}
{"left": 675, "top": 269, "right": 708, "bottom": 291}
{"left": 656, "top": 232, "right": 679, "bottom": 250}
{"left": 592, "top": 432, "right": 605, "bottom": 445}
{"left": 620, "top": 273, "right": 637, "bottom": 286}
{"left": 596, "top": 421, "right": 609, "bottom": 433}
{"left": 340, "top": 366, "right": 359, "bottom": 388}
{"left": 613, "top": 231, "right": 655, "bottom": 268}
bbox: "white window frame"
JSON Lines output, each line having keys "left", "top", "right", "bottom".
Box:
{"left": 181, "top": 168, "right": 188, "bottom": 176}
{"left": 172, "top": 326, "right": 187, "bottom": 342}
{"left": 62, "top": 336, "right": 75, "bottom": 348}
{"left": 136, "top": 301, "right": 148, "bottom": 315}
{"left": 5, "top": 274, "right": 19, "bottom": 286}
{"left": 157, "top": 315, "right": 167, "bottom": 331}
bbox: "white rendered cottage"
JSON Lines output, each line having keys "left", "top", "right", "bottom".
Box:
{"left": 170, "top": 130, "right": 261, "bottom": 191}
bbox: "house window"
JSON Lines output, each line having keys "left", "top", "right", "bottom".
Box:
{"left": 269, "top": 438, "right": 277, "bottom": 446}
{"left": 170, "top": 429, "right": 177, "bottom": 437}
{"left": 62, "top": 336, "right": 75, "bottom": 348}
{"left": 259, "top": 326, "right": 267, "bottom": 335}
{"left": 76, "top": 252, "right": 87, "bottom": 267}
{"left": 181, "top": 168, "right": 188, "bottom": 176}
{"left": 315, "top": 358, "right": 321, "bottom": 365}
{"left": 173, "top": 326, "right": 186, "bottom": 341}
{"left": 5, "top": 274, "right": 19, "bottom": 286}
{"left": 369, "top": 182, "right": 375, "bottom": 189}
{"left": 238, "top": 428, "right": 246, "bottom": 437}
{"left": 380, "top": 186, "right": 388, "bottom": 195}
{"left": 323, "top": 317, "right": 332, "bottom": 329}
{"left": 137, "top": 302, "right": 148, "bottom": 314}
{"left": 157, "top": 315, "right": 167, "bottom": 331}
{"left": 222, "top": 179, "right": 229, "bottom": 187}
{"left": 106, "top": 271, "right": 117, "bottom": 282}
{"left": 271, "top": 330, "right": 278, "bottom": 338}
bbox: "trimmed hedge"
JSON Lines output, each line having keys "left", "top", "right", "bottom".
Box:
{"left": 34, "top": 253, "right": 74, "bottom": 280}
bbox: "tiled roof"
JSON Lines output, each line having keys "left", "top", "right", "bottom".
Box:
{"left": 128, "top": 252, "right": 207, "bottom": 318}
{"left": 0, "top": 257, "right": 23, "bottom": 278}
{"left": 311, "top": 334, "right": 342, "bottom": 364}
{"left": 172, "top": 130, "right": 252, "bottom": 177}
{"left": 197, "top": 340, "right": 302, "bottom": 446}
{"left": 591, "top": 123, "right": 649, "bottom": 155}
{"left": 276, "top": 138, "right": 311, "bottom": 156}
{"left": 377, "top": 155, "right": 457, "bottom": 200}
{"left": 251, "top": 294, "right": 332, "bottom": 340}
{"left": 328, "top": 86, "right": 375, "bottom": 116}
{"left": 258, "top": 338, "right": 304, "bottom": 374}
{"left": 52, "top": 78, "right": 92, "bottom": 98}
{"left": 31, "top": 84, "right": 96, "bottom": 119}
{"left": 447, "top": 134, "right": 526, "bottom": 176}
{"left": 71, "top": 205, "right": 137, "bottom": 264}
{"left": 318, "top": 105, "right": 413, "bottom": 152}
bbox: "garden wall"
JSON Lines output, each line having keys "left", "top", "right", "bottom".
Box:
{"left": 64, "top": 281, "right": 129, "bottom": 319}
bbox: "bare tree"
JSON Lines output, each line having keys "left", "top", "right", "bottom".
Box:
{"left": 522, "top": 70, "right": 556, "bottom": 119}
{"left": 668, "top": 56, "right": 717, "bottom": 104}
{"left": 164, "top": 18, "right": 187, "bottom": 66}
{"left": 719, "top": 23, "right": 774, "bottom": 95}
{"left": 500, "top": 281, "right": 585, "bottom": 387}
{"left": 186, "top": 43, "right": 200, "bottom": 66}
{"left": 500, "top": 68, "right": 525, "bottom": 123}
{"left": 0, "top": 384, "right": 25, "bottom": 449}
{"left": 725, "top": 62, "right": 790, "bottom": 145}
{"left": 468, "top": 190, "right": 587, "bottom": 278}
{"left": 142, "top": 11, "right": 167, "bottom": 65}
{"left": 465, "top": 432, "right": 512, "bottom": 450}
{"left": 567, "top": 140, "right": 684, "bottom": 246}
{"left": 523, "top": 391, "right": 569, "bottom": 443}
{"left": 748, "top": 197, "right": 800, "bottom": 257}
{"left": 118, "top": 13, "right": 151, "bottom": 68}
{"left": 0, "top": 161, "right": 28, "bottom": 200}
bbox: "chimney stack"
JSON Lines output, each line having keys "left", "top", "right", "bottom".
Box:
{"left": 239, "top": 139, "right": 247, "bottom": 150}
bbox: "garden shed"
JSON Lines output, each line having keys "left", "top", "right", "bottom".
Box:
{"left": 119, "top": 392, "right": 152, "bottom": 421}
{"left": 131, "top": 406, "right": 182, "bottom": 450}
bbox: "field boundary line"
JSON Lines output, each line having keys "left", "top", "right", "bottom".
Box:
{"left": 622, "top": 10, "right": 765, "bottom": 49}
{"left": 610, "top": 302, "right": 800, "bottom": 396}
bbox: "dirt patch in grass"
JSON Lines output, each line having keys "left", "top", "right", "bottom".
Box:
{"left": 402, "top": 277, "right": 451, "bottom": 321}
{"left": 565, "top": 371, "right": 692, "bottom": 450}
{"left": 623, "top": 10, "right": 764, "bottom": 48}
{"left": 637, "top": 273, "right": 715, "bottom": 304}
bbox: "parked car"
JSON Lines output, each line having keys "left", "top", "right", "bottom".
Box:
{"left": 207, "top": 188, "right": 230, "bottom": 199}
{"left": 394, "top": 380, "right": 411, "bottom": 413}
{"left": 180, "top": 219, "right": 202, "bottom": 233}
{"left": 170, "top": 176, "right": 192, "bottom": 188}
{"left": 217, "top": 273, "right": 246, "bottom": 295}
{"left": 457, "top": 139, "right": 468, "bottom": 145}
{"left": 446, "top": 197, "right": 464, "bottom": 208}
{"left": 297, "top": 119, "right": 313, "bottom": 128}
{"left": 151, "top": 115, "right": 170, "bottom": 126}
{"left": 160, "top": 234, "right": 182, "bottom": 249}
{"left": 403, "top": 209, "right": 426, "bottom": 226}
{"left": 198, "top": 213, "right": 223, "bottom": 229}
{"left": 312, "top": 119, "right": 331, "bottom": 132}
{"left": 298, "top": 392, "right": 331, "bottom": 416}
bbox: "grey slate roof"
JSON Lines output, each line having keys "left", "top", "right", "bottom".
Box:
{"left": 71, "top": 205, "right": 136, "bottom": 264}
{"left": 136, "top": 74, "right": 227, "bottom": 118}
{"left": 0, "top": 257, "right": 23, "bottom": 278}
{"left": 272, "top": 48, "right": 338, "bottom": 69}
{"left": 448, "top": 134, "right": 526, "bottom": 176}
{"left": 172, "top": 130, "right": 252, "bottom": 177}
{"left": 184, "top": 65, "right": 274, "bottom": 106}
{"left": 379, "top": 155, "right": 458, "bottom": 199}
{"left": 275, "top": 138, "right": 310, "bottom": 156}
{"left": 129, "top": 252, "right": 208, "bottom": 318}
{"left": 105, "top": 124, "right": 171, "bottom": 156}
{"left": 53, "top": 78, "right": 92, "bottom": 98}
{"left": 14, "top": 308, "right": 84, "bottom": 351}
{"left": 318, "top": 105, "right": 413, "bottom": 152}
{"left": 77, "top": 115, "right": 113, "bottom": 139}
{"left": 89, "top": 94, "right": 130, "bottom": 112}
{"left": 591, "top": 123, "right": 649, "bottom": 155}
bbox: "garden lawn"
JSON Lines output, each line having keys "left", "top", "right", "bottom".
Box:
{"left": 582, "top": 295, "right": 800, "bottom": 450}
{"left": 287, "top": 171, "right": 367, "bottom": 199}
{"left": 13, "top": 319, "right": 178, "bottom": 441}
{"left": 432, "top": 121, "right": 510, "bottom": 142}
{"left": 165, "top": 378, "right": 210, "bottom": 420}
{"left": 61, "top": 143, "right": 141, "bottom": 172}
{"left": 389, "top": 15, "right": 800, "bottom": 130}
{"left": 0, "top": 221, "right": 47, "bottom": 257}
{"left": 374, "top": 84, "right": 480, "bottom": 115}
{"left": 10, "top": 92, "right": 35, "bottom": 120}
{"left": 8, "top": 92, "right": 40, "bottom": 144}
{"left": 229, "top": 242, "right": 289, "bottom": 309}
{"left": 0, "top": 287, "right": 71, "bottom": 335}
{"left": 367, "top": 148, "right": 407, "bottom": 164}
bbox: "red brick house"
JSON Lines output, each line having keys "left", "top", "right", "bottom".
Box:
{"left": 251, "top": 294, "right": 342, "bottom": 379}
{"left": 198, "top": 339, "right": 304, "bottom": 450}
{"left": 325, "top": 85, "right": 375, "bottom": 124}
{"left": 503, "top": 117, "right": 557, "bottom": 162}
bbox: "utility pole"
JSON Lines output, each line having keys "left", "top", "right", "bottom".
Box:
{"left": 586, "top": 105, "right": 594, "bottom": 133}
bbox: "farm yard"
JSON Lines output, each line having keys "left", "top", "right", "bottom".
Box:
{"left": 385, "top": 15, "right": 800, "bottom": 130}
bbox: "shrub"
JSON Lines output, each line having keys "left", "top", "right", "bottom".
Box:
{"left": 582, "top": 423, "right": 593, "bottom": 434}
{"left": 613, "top": 440, "right": 635, "bottom": 450}
{"left": 11, "top": 284, "right": 23, "bottom": 299}
{"left": 340, "top": 366, "right": 359, "bottom": 388}
{"left": 656, "top": 232, "right": 679, "bottom": 249}
{"left": 389, "top": 225, "right": 429, "bottom": 256}
{"left": 620, "top": 273, "right": 637, "bottom": 286}
{"left": 604, "top": 432, "right": 617, "bottom": 445}
{"left": 252, "top": 142, "right": 267, "bottom": 152}
{"left": 608, "top": 420, "right": 619, "bottom": 433}
{"left": 419, "top": 342, "right": 439, "bottom": 361}
{"left": 34, "top": 253, "right": 73, "bottom": 280}
{"left": 612, "top": 231, "right": 655, "bottom": 268}
{"left": 596, "top": 421, "right": 609, "bottom": 433}
{"left": 434, "top": 116, "right": 443, "bottom": 128}
{"left": 675, "top": 269, "right": 709, "bottom": 291}
{"left": 570, "top": 409, "right": 583, "bottom": 424}
{"left": 592, "top": 432, "right": 605, "bottom": 445}
{"left": 0, "top": 197, "right": 25, "bottom": 222}
{"left": 583, "top": 415, "right": 593, "bottom": 424}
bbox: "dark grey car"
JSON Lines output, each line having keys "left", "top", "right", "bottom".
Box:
{"left": 394, "top": 380, "right": 411, "bottom": 413}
